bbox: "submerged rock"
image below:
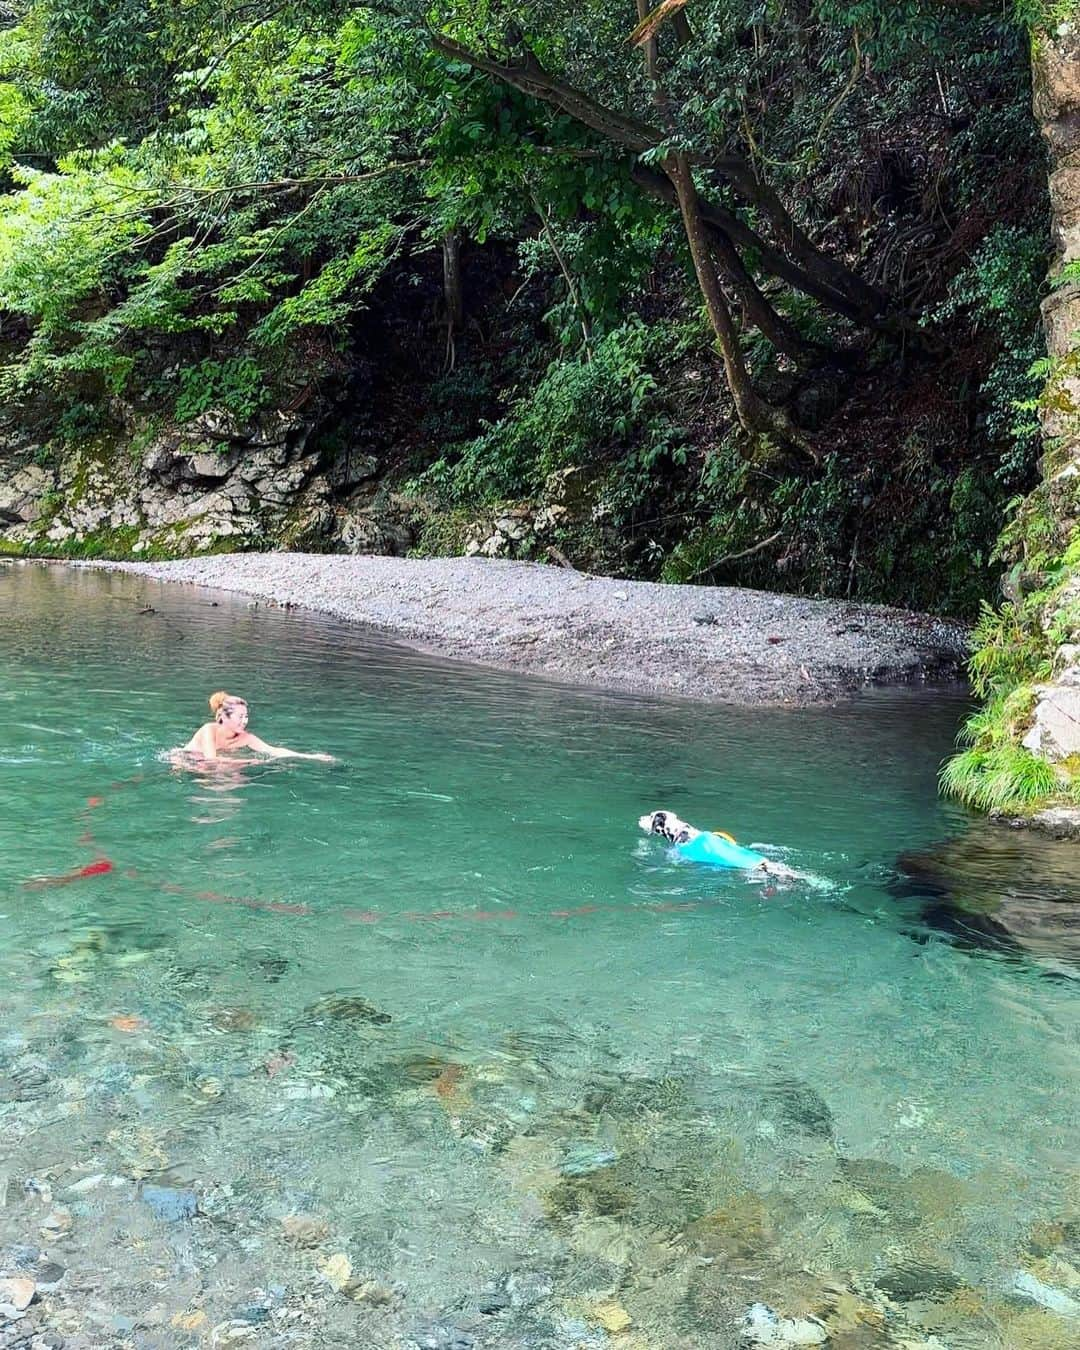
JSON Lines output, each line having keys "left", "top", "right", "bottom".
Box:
{"left": 685, "top": 1192, "right": 774, "bottom": 1262}
{"left": 768, "top": 1079, "right": 834, "bottom": 1139}
{"left": 252, "top": 954, "right": 290, "bottom": 982}
{"left": 396, "top": 1054, "right": 453, "bottom": 1085}
{"left": 3, "top": 1057, "right": 53, "bottom": 1103}
{"left": 591, "top": 1300, "right": 631, "bottom": 1334}
{"left": 346, "top": 1280, "right": 397, "bottom": 1307}
{"left": 233, "top": 1303, "right": 271, "bottom": 1326}
{"left": 279, "top": 1214, "right": 329, "bottom": 1248}
{"left": 209, "top": 1318, "right": 260, "bottom": 1345}
{"left": 877, "top": 1261, "right": 965, "bottom": 1302}
{"left": 543, "top": 1168, "right": 633, "bottom": 1221}
{"left": 408, "top": 1321, "right": 474, "bottom": 1350}
{"left": 740, "top": 1303, "right": 827, "bottom": 1346}
{"left": 561, "top": 1145, "right": 618, "bottom": 1176}
{"left": 317, "top": 1252, "right": 352, "bottom": 1293}
{"left": 1013, "top": 1269, "right": 1080, "bottom": 1316}
{"left": 304, "top": 994, "right": 391, "bottom": 1025}
{"left": 0, "top": 1279, "right": 36, "bottom": 1314}
{"left": 38, "top": 1209, "right": 72, "bottom": 1242}
{"left": 33, "top": 1262, "right": 65, "bottom": 1292}
{"left": 209, "top": 1008, "right": 258, "bottom": 1033}
{"left": 475, "top": 1287, "right": 510, "bottom": 1316}
{"left": 506, "top": 1271, "right": 554, "bottom": 1310}
{"left": 896, "top": 826, "right": 1080, "bottom": 964}
{"left": 141, "top": 1184, "right": 197, "bottom": 1223}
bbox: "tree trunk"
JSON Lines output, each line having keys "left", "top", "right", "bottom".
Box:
{"left": 630, "top": 163, "right": 873, "bottom": 322}
{"left": 710, "top": 227, "right": 816, "bottom": 366}
{"left": 666, "top": 153, "right": 815, "bottom": 457}
{"left": 442, "top": 229, "right": 464, "bottom": 371}
{"left": 629, "top": 1, "right": 813, "bottom": 369}
{"left": 442, "top": 230, "right": 464, "bottom": 330}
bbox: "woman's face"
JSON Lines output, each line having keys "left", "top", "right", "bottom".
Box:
{"left": 219, "top": 700, "right": 249, "bottom": 732}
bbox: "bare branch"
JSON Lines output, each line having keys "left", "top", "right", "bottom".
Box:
{"left": 688, "top": 530, "right": 783, "bottom": 581}
{"left": 628, "top": 1, "right": 692, "bottom": 50}
{"left": 629, "top": 164, "right": 872, "bottom": 323}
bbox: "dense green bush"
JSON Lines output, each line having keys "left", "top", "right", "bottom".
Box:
{"left": 933, "top": 225, "right": 1046, "bottom": 488}
{"left": 411, "top": 319, "right": 683, "bottom": 504}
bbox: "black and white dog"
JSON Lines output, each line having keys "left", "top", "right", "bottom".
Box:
{"left": 638, "top": 809, "right": 805, "bottom": 882}
{"left": 639, "top": 809, "right": 696, "bottom": 846}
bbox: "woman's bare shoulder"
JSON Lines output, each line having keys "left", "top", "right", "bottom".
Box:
{"left": 183, "top": 722, "right": 215, "bottom": 751}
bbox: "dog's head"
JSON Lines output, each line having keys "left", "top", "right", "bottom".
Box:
{"left": 638, "top": 809, "right": 692, "bottom": 844}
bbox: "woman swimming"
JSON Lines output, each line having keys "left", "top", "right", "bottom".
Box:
{"left": 182, "top": 691, "right": 334, "bottom": 762}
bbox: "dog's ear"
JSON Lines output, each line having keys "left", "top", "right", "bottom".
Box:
{"left": 673, "top": 827, "right": 690, "bottom": 844}
{"left": 651, "top": 811, "right": 668, "bottom": 836}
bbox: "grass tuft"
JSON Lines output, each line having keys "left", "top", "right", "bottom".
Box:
{"left": 939, "top": 744, "right": 1059, "bottom": 814}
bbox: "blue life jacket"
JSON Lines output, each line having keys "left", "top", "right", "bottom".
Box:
{"left": 675, "top": 832, "right": 767, "bottom": 870}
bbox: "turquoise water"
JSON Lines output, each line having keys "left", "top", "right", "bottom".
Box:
{"left": 2, "top": 561, "right": 1079, "bottom": 1349}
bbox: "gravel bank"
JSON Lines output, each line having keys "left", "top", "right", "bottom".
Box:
{"left": 91, "top": 553, "right": 968, "bottom": 705}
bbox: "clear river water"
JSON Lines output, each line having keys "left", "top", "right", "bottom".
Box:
{"left": 1, "top": 560, "right": 1078, "bottom": 1350}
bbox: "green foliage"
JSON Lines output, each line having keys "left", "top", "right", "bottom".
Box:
{"left": 939, "top": 744, "right": 1059, "bottom": 814}
{"left": 175, "top": 357, "right": 268, "bottom": 423}
{"left": 0, "top": 6, "right": 410, "bottom": 418}
{"left": 943, "top": 526, "right": 1070, "bottom": 814}
{"left": 418, "top": 366, "right": 498, "bottom": 446}
{"left": 0, "top": 0, "right": 174, "bottom": 151}
{"left": 0, "top": 155, "right": 150, "bottom": 388}
{"left": 956, "top": 684, "right": 1037, "bottom": 748}
{"left": 660, "top": 453, "right": 1006, "bottom": 617}
{"left": 968, "top": 599, "right": 1052, "bottom": 699}
{"left": 933, "top": 225, "right": 1046, "bottom": 487}
{"left": 412, "top": 319, "right": 682, "bottom": 504}
{"left": 55, "top": 399, "right": 105, "bottom": 444}
{"left": 252, "top": 224, "right": 401, "bottom": 347}
{"left": 1014, "top": 1, "right": 1080, "bottom": 31}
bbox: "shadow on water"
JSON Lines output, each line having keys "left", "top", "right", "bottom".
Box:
{"left": 895, "top": 824, "right": 1080, "bottom": 972}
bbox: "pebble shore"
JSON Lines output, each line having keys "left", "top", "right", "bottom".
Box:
{"left": 88, "top": 553, "right": 968, "bottom": 705}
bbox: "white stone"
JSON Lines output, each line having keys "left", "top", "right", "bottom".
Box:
{"left": 480, "top": 532, "right": 505, "bottom": 557}
{"left": 0, "top": 1279, "right": 35, "bottom": 1312}
{"left": 741, "top": 1303, "right": 827, "bottom": 1347}
{"left": 1013, "top": 1269, "right": 1080, "bottom": 1316}
{"left": 66, "top": 1173, "right": 106, "bottom": 1193}
{"left": 1022, "top": 681, "right": 1080, "bottom": 760}
{"left": 495, "top": 516, "right": 527, "bottom": 540}
{"left": 0, "top": 465, "right": 54, "bottom": 523}
{"left": 184, "top": 450, "right": 240, "bottom": 480}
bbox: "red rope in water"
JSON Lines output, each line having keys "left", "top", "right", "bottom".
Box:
{"left": 25, "top": 785, "right": 731, "bottom": 922}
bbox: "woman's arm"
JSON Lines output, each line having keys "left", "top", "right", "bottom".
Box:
{"left": 243, "top": 732, "right": 333, "bottom": 762}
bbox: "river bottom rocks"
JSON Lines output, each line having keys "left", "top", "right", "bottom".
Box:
{"left": 2, "top": 925, "right": 1078, "bottom": 1349}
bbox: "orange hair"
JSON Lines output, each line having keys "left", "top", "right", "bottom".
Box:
{"left": 209, "top": 690, "right": 245, "bottom": 716}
